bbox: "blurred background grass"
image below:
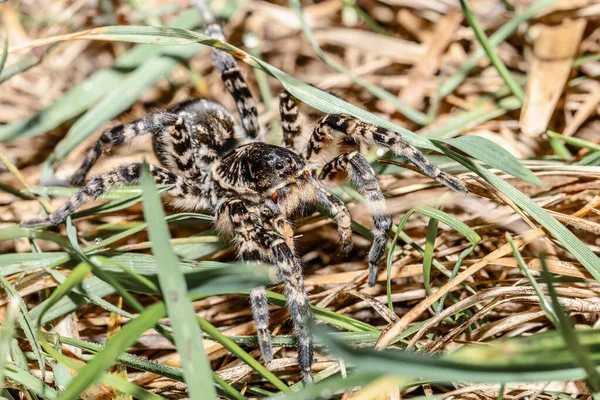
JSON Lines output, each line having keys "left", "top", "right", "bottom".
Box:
{"left": 1, "top": 0, "right": 600, "bottom": 398}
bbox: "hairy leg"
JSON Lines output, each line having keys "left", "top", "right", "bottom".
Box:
{"left": 316, "top": 186, "right": 353, "bottom": 254}
{"left": 306, "top": 114, "right": 468, "bottom": 194}
{"left": 221, "top": 199, "right": 314, "bottom": 384}
{"left": 202, "top": 18, "right": 261, "bottom": 141}
{"left": 319, "top": 151, "right": 392, "bottom": 286}
{"left": 71, "top": 112, "right": 185, "bottom": 185}
{"left": 279, "top": 91, "right": 304, "bottom": 152}
{"left": 21, "top": 163, "right": 209, "bottom": 228}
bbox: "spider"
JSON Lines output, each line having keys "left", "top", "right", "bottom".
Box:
{"left": 21, "top": 17, "right": 467, "bottom": 385}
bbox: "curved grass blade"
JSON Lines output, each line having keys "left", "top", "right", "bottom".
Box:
{"left": 198, "top": 317, "right": 291, "bottom": 393}
{"left": 539, "top": 256, "right": 600, "bottom": 392}
{"left": 0, "top": 277, "right": 45, "bottom": 380}
{"left": 55, "top": 302, "right": 167, "bottom": 400}
{"left": 506, "top": 234, "right": 558, "bottom": 326}
{"left": 54, "top": 334, "right": 247, "bottom": 400}
{"left": 140, "top": 163, "right": 216, "bottom": 400}
{"left": 386, "top": 206, "right": 480, "bottom": 309}
{"left": 316, "top": 324, "right": 595, "bottom": 385}
{"left": 433, "top": 136, "right": 545, "bottom": 187}
{"left": 287, "top": 0, "right": 428, "bottom": 125}
{"left": 439, "top": 148, "right": 600, "bottom": 281}
{"left": 30, "top": 257, "right": 273, "bottom": 324}
{"left": 0, "top": 252, "right": 69, "bottom": 276}
{"left": 0, "top": 299, "right": 18, "bottom": 384}
{"left": 3, "top": 362, "right": 58, "bottom": 400}
{"left": 98, "top": 374, "right": 165, "bottom": 400}
{"left": 0, "top": 9, "right": 202, "bottom": 142}
{"left": 0, "top": 36, "right": 8, "bottom": 77}
{"left": 9, "top": 24, "right": 539, "bottom": 184}
{"left": 266, "top": 291, "right": 378, "bottom": 333}
{"left": 437, "top": 0, "right": 558, "bottom": 98}
{"left": 422, "top": 217, "right": 439, "bottom": 298}
{"left": 460, "top": 0, "right": 524, "bottom": 103}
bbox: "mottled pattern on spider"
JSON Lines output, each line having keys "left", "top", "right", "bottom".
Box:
{"left": 21, "top": 20, "right": 467, "bottom": 385}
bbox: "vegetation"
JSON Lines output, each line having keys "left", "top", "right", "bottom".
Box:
{"left": 1, "top": 0, "right": 600, "bottom": 398}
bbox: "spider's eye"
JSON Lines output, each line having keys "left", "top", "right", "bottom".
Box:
{"left": 275, "top": 162, "right": 285, "bottom": 170}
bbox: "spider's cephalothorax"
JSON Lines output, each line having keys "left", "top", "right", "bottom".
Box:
{"left": 21, "top": 11, "right": 467, "bottom": 385}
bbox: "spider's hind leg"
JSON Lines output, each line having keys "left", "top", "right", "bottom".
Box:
{"left": 318, "top": 151, "right": 392, "bottom": 287}
{"left": 307, "top": 114, "right": 468, "bottom": 194}
{"left": 279, "top": 91, "right": 304, "bottom": 152}
{"left": 204, "top": 21, "right": 261, "bottom": 141}
{"left": 22, "top": 163, "right": 209, "bottom": 228}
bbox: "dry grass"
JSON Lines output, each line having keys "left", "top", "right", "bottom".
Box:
{"left": 1, "top": 0, "right": 600, "bottom": 399}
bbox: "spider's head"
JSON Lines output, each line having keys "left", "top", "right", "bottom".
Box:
{"left": 216, "top": 143, "right": 317, "bottom": 214}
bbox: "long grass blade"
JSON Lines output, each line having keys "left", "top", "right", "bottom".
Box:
{"left": 140, "top": 163, "right": 216, "bottom": 400}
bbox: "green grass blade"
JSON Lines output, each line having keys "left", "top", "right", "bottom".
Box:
{"left": 506, "top": 234, "right": 558, "bottom": 326}
{"left": 50, "top": 47, "right": 202, "bottom": 163}
{"left": 30, "top": 258, "right": 273, "bottom": 324}
{"left": 386, "top": 205, "right": 480, "bottom": 310}
{"left": 0, "top": 36, "right": 8, "bottom": 76}
{"left": 434, "top": 136, "right": 546, "bottom": 187}
{"left": 56, "top": 302, "right": 166, "bottom": 400}
{"left": 437, "top": 0, "right": 558, "bottom": 98}
{"left": 266, "top": 290, "right": 378, "bottom": 333}
{"left": 547, "top": 130, "right": 600, "bottom": 152}
{"left": 460, "top": 0, "right": 525, "bottom": 103}
{"left": 198, "top": 317, "right": 291, "bottom": 393}
{"left": 287, "top": 0, "right": 428, "bottom": 125}
{"left": 98, "top": 374, "right": 166, "bottom": 400}
{"left": 35, "top": 262, "right": 92, "bottom": 328}
{"left": 4, "top": 363, "right": 58, "bottom": 400}
{"left": 0, "top": 252, "right": 69, "bottom": 276}
{"left": 316, "top": 325, "right": 598, "bottom": 385}
{"left": 427, "top": 96, "right": 521, "bottom": 139}
{"left": 0, "top": 9, "right": 202, "bottom": 142}
{"left": 440, "top": 148, "right": 600, "bottom": 279}
{"left": 0, "top": 299, "right": 18, "bottom": 384}
{"left": 140, "top": 163, "right": 216, "bottom": 400}
{"left": 0, "top": 277, "right": 46, "bottom": 380}
{"left": 540, "top": 257, "right": 600, "bottom": 392}
{"left": 422, "top": 217, "right": 439, "bottom": 298}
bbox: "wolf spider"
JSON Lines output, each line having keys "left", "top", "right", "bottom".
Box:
{"left": 21, "top": 16, "right": 467, "bottom": 384}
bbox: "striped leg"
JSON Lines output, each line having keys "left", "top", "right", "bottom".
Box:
{"left": 319, "top": 151, "right": 392, "bottom": 286}
{"left": 222, "top": 199, "right": 314, "bottom": 384}
{"left": 316, "top": 186, "right": 353, "bottom": 254}
{"left": 279, "top": 91, "right": 303, "bottom": 152}
{"left": 70, "top": 112, "right": 184, "bottom": 185}
{"left": 250, "top": 286, "right": 273, "bottom": 363}
{"left": 21, "top": 163, "right": 209, "bottom": 228}
{"left": 306, "top": 114, "right": 468, "bottom": 194}
{"left": 205, "top": 23, "right": 261, "bottom": 141}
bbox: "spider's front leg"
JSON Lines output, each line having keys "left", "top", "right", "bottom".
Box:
{"left": 307, "top": 114, "right": 468, "bottom": 194}
{"left": 318, "top": 151, "right": 393, "bottom": 287}
{"left": 21, "top": 163, "right": 209, "bottom": 228}
{"left": 70, "top": 112, "right": 187, "bottom": 186}
{"left": 316, "top": 187, "right": 353, "bottom": 254}
{"left": 218, "top": 199, "right": 314, "bottom": 384}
